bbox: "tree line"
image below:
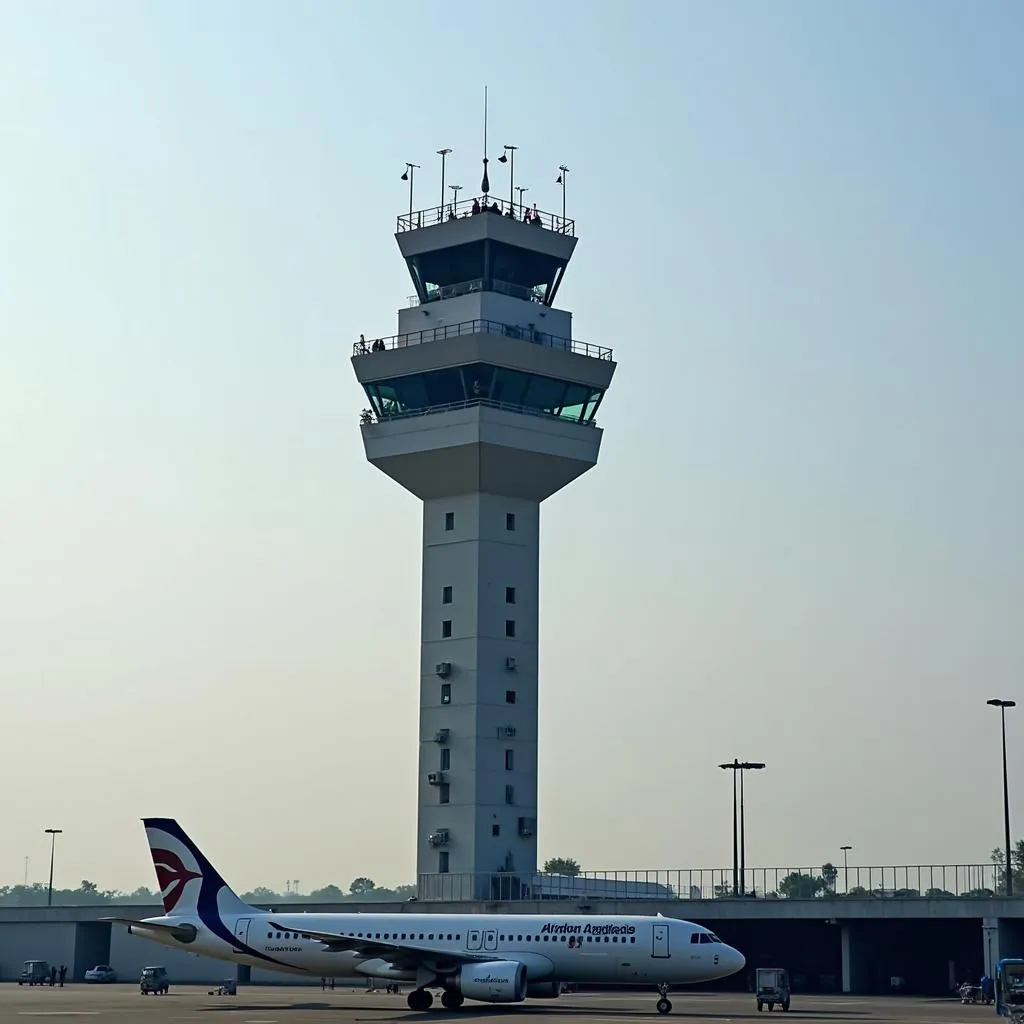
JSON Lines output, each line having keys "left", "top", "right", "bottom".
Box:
{"left": 0, "top": 876, "right": 417, "bottom": 908}
{"left": 0, "top": 859, "right": 585, "bottom": 908}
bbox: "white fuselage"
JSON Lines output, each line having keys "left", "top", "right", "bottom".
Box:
{"left": 130, "top": 911, "right": 743, "bottom": 987}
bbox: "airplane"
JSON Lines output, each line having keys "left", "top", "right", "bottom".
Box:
{"left": 104, "top": 818, "right": 745, "bottom": 1015}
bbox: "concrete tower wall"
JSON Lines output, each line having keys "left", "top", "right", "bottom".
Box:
{"left": 418, "top": 494, "right": 539, "bottom": 892}
{"left": 397, "top": 291, "right": 572, "bottom": 341}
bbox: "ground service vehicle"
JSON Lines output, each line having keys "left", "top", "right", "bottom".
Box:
{"left": 756, "top": 968, "right": 791, "bottom": 1012}
{"left": 140, "top": 966, "right": 169, "bottom": 994}
{"left": 18, "top": 960, "right": 50, "bottom": 986}
{"left": 996, "top": 959, "right": 1024, "bottom": 1023}
{"left": 85, "top": 965, "right": 117, "bottom": 983}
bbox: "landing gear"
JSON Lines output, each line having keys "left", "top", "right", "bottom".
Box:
{"left": 656, "top": 984, "right": 673, "bottom": 1015}
{"left": 441, "top": 989, "right": 464, "bottom": 1009}
{"left": 406, "top": 988, "right": 434, "bottom": 1011}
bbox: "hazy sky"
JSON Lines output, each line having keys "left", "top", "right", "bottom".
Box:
{"left": 2, "top": 0, "right": 1023, "bottom": 896}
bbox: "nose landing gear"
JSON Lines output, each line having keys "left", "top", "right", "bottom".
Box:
{"left": 656, "top": 983, "right": 673, "bottom": 1015}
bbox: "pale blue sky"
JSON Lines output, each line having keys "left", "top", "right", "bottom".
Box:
{"left": 1, "top": 0, "right": 1022, "bottom": 894}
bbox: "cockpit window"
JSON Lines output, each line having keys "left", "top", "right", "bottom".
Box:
{"left": 709, "top": 933, "right": 722, "bottom": 943}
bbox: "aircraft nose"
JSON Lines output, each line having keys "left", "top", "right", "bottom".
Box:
{"left": 725, "top": 946, "right": 746, "bottom": 974}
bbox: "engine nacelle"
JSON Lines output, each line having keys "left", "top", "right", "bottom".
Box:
{"left": 526, "top": 981, "right": 561, "bottom": 998}
{"left": 456, "top": 961, "right": 528, "bottom": 1003}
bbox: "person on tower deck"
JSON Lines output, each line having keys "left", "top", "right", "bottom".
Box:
{"left": 471, "top": 198, "right": 481, "bottom": 214}
{"left": 505, "top": 203, "right": 516, "bottom": 218}
{"left": 531, "top": 203, "right": 543, "bottom": 226}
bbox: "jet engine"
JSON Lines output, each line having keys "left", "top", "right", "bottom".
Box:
{"left": 455, "top": 961, "right": 527, "bottom": 1003}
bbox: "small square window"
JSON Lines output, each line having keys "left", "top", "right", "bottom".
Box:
{"left": 504, "top": 784, "right": 515, "bottom": 805}
{"left": 444, "top": 512, "right": 454, "bottom": 531}
{"left": 506, "top": 513, "right": 516, "bottom": 531}
{"left": 442, "top": 586, "right": 453, "bottom": 604}
{"left": 442, "top": 619, "right": 452, "bottom": 638}
{"left": 505, "top": 619, "right": 516, "bottom": 638}
{"left": 439, "top": 851, "right": 450, "bottom": 872}
{"left": 440, "top": 748, "right": 451, "bottom": 771}
{"left": 439, "top": 783, "right": 450, "bottom": 804}
{"left": 505, "top": 586, "right": 516, "bottom": 605}
{"left": 441, "top": 683, "right": 451, "bottom": 704}
{"left": 505, "top": 689, "right": 516, "bottom": 705}
{"left": 504, "top": 749, "right": 514, "bottom": 771}
{"left": 492, "top": 823, "right": 500, "bottom": 837}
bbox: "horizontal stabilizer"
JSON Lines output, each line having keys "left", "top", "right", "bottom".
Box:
{"left": 101, "top": 917, "right": 197, "bottom": 942}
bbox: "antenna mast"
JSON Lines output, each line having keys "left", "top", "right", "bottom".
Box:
{"left": 481, "top": 86, "right": 490, "bottom": 195}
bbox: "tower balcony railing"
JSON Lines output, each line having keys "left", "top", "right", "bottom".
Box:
{"left": 353, "top": 317, "right": 612, "bottom": 361}
{"left": 415, "top": 863, "right": 1006, "bottom": 902}
{"left": 397, "top": 196, "right": 574, "bottom": 236}
{"left": 360, "top": 397, "right": 600, "bottom": 428}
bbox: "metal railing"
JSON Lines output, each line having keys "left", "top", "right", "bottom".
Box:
{"left": 361, "top": 397, "right": 599, "bottom": 428}
{"left": 352, "top": 317, "right": 612, "bottom": 361}
{"left": 397, "top": 196, "right": 574, "bottom": 236}
{"left": 415, "top": 864, "right": 1008, "bottom": 902}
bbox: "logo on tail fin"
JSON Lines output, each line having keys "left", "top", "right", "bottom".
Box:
{"left": 152, "top": 848, "right": 201, "bottom": 914}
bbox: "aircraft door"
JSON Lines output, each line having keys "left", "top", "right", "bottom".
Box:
{"left": 483, "top": 929, "right": 498, "bottom": 951}
{"left": 467, "top": 929, "right": 482, "bottom": 951}
{"left": 652, "top": 924, "right": 670, "bottom": 959}
{"left": 234, "top": 918, "right": 251, "bottom": 944}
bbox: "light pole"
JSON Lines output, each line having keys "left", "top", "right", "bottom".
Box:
{"left": 448, "top": 184, "right": 462, "bottom": 219}
{"left": 739, "top": 762, "right": 765, "bottom": 894}
{"left": 498, "top": 145, "right": 518, "bottom": 212}
{"left": 988, "top": 699, "right": 1016, "bottom": 895}
{"left": 840, "top": 845, "right": 853, "bottom": 893}
{"left": 556, "top": 165, "right": 569, "bottom": 224}
{"left": 400, "top": 162, "right": 421, "bottom": 219}
{"left": 719, "top": 761, "right": 739, "bottom": 895}
{"left": 515, "top": 186, "right": 528, "bottom": 220}
{"left": 436, "top": 149, "right": 452, "bottom": 215}
{"left": 720, "top": 760, "right": 765, "bottom": 895}
{"left": 44, "top": 828, "right": 62, "bottom": 907}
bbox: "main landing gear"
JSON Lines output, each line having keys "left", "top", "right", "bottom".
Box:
{"left": 656, "top": 983, "right": 673, "bottom": 1015}
{"left": 405, "top": 987, "right": 464, "bottom": 1012}
{"left": 407, "top": 989, "right": 433, "bottom": 1011}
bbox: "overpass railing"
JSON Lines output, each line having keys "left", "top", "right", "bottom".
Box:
{"left": 416, "top": 864, "right": 1007, "bottom": 902}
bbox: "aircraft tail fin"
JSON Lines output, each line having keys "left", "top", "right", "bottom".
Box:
{"left": 142, "top": 818, "right": 253, "bottom": 917}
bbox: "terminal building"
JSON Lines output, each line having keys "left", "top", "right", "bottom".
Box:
{"left": 351, "top": 149, "right": 615, "bottom": 901}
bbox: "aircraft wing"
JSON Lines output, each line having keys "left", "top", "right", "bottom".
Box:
{"left": 268, "top": 921, "right": 498, "bottom": 971}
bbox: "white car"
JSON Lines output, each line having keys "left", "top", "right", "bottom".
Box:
{"left": 84, "top": 965, "right": 116, "bottom": 983}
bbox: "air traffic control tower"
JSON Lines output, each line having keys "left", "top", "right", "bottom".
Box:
{"left": 352, "top": 155, "right": 615, "bottom": 901}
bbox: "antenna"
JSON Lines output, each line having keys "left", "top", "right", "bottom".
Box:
{"left": 481, "top": 86, "right": 490, "bottom": 195}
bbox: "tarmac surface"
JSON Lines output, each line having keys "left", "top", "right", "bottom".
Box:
{"left": 0, "top": 988, "right": 995, "bottom": 1024}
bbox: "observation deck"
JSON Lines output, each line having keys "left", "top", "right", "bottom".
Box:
{"left": 395, "top": 197, "right": 576, "bottom": 308}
